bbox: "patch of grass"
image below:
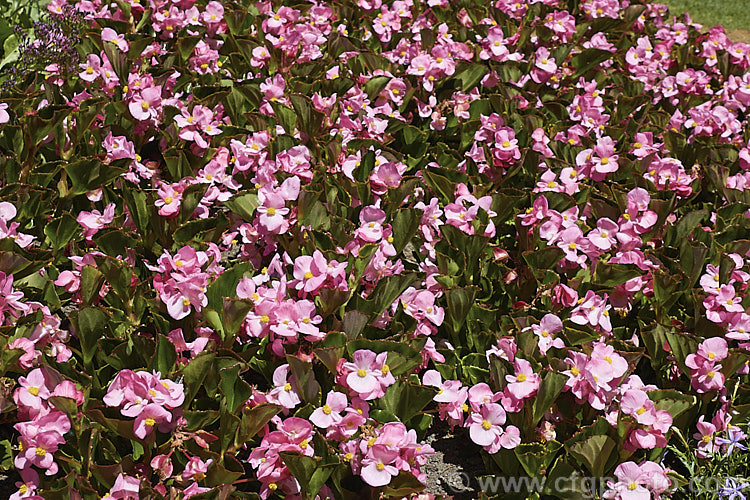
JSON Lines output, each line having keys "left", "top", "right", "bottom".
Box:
{"left": 661, "top": 0, "right": 750, "bottom": 32}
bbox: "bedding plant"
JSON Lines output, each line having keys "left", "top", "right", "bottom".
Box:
{"left": 1, "top": 0, "right": 750, "bottom": 498}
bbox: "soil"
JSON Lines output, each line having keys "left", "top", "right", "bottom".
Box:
{"left": 0, "top": 420, "right": 19, "bottom": 497}
{"left": 727, "top": 29, "right": 750, "bottom": 44}
{"left": 422, "top": 420, "right": 487, "bottom": 499}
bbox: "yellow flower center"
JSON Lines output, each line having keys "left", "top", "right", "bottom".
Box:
{"left": 708, "top": 352, "right": 715, "bottom": 360}
{"left": 28, "top": 386, "right": 39, "bottom": 396}
{"left": 35, "top": 447, "right": 46, "bottom": 456}
{"left": 502, "top": 140, "right": 510, "bottom": 148}
{"left": 141, "top": 101, "right": 150, "bottom": 110}
{"left": 357, "top": 369, "right": 367, "bottom": 377}
{"left": 300, "top": 439, "right": 308, "bottom": 449}
{"left": 145, "top": 418, "right": 156, "bottom": 427}
{"left": 628, "top": 482, "right": 637, "bottom": 491}
{"left": 266, "top": 207, "right": 276, "bottom": 216}
{"left": 260, "top": 315, "right": 270, "bottom": 323}
{"left": 517, "top": 374, "right": 527, "bottom": 382}
{"left": 376, "top": 462, "right": 385, "bottom": 471}
{"left": 636, "top": 407, "right": 646, "bottom": 415}
{"left": 381, "top": 364, "right": 390, "bottom": 375}
{"left": 164, "top": 197, "right": 173, "bottom": 204}
{"left": 323, "top": 404, "right": 332, "bottom": 415}
{"left": 601, "top": 157, "right": 609, "bottom": 165}
{"left": 284, "top": 383, "right": 292, "bottom": 391}
{"left": 304, "top": 271, "right": 313, "bottom": 279}
{"left": 571, "top": 366, "right": 580, "bottom": 376}
{"left": 481, "top": 419, "right": 492, "bottom": 430}
{"left": 86, "top": 66, "right": 94, "bottom": 74}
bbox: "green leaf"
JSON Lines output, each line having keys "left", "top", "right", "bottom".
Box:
{"left": 206, "top": 262, "right": 255, "bottom": 311}
{"left": 150, "top": 334, "right": 177, "bottom": 376}
{"left": 181, "top": 352, "right": 217, "bottom": 404}
{"left": 0, "top": 34, "right": 18, "bottom": 69}
{"left": 286, "top": 354, "right": 321, "bottom": 404}
{"left": 455, "top": 63, "right": 488, "bottom": 90}
{"left": 235, "top": 403, "right": 282, "bottom": 449}
{"left": 648, "top": 390, "right": 696, "bottom": 419}
{"left": 364, "top": 75, "right": 391, "bottom": 100}
{"left": 219, "top": 363, "right": 253, "bottom": 412}
{"left": 515, "top": 441, "right": 562, "bottom": 478}
{"left": 594, "top": 262, "right": 642, "bottom": 287}
{"left": 570, "top": 49, "right": 613, "bottom": 78}
{"left": 75, "top": 307, "right": 108, "bottom": 368}
{"left": 290, "top": 94, "right": 324, "bottom": 138}
{"left": 523, "top": 247, "right": 564, "bottom": 273}
{"left": 531, "top": 372, "right": 567, "bottom": 426}
{"left": 44, "top": 213, "right": 78, "bottom": 250}
{"left": 224, "top": 191, "right": 259, "bottom": 221}
{"left": 80, "top": 265, "right": 105, "bottom": 305}
{"left": 378, "top": 380, "right": 436, "bottom": 422}
{"left": 65, "top": 159, "right": 126, "bottom": 195}
{"left": 445, "top": 287, "right": 477, "bottom": 336}
{"left": 270, "top": 101, "right": 297, "bottom": 135}
{"left": 346, "top": 339, "right": 422, "bottom": 376}
{"left": 352, "top": 273, "right": 417, "bottom": 320}
{"left": 342, "top": 310, "right": 369, "bottom": 340}
{"left": 568, "top": 434, "right": 616, "bottom": 478}
{"left": 280, "top": 452, "right": 336, "bottom": 499}
{"left": 381, "top": 470, "right": 426, "bottom": 497}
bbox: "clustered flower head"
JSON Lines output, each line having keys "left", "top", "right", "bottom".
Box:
{"left": 103, "top": 369, "right": 185, "bottom": 439}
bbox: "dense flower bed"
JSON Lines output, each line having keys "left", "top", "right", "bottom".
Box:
{"left": 2, "top": 0, "right": 750, "bottom": 497}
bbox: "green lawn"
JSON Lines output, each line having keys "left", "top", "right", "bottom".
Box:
{"left": 661, "top": 0, "right": 750, "bottom": 32}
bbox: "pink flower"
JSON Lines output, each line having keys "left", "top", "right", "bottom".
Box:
{"left": 103, "top": 133, "right": 136, "bottom": 161}
{"left": 15, "top": 368, "right": 51, "bottom": 413}
{"left": 310, "top": 391, "right": 348, "bottom": 428}
{"left": 106, "top": 473, "right": 140, "bottom": 499}
{"left": 128, "top": 86, "right": 162, "bottom": 121}
{"left": 527, "top": 314, "right": 565, "bottom": 354}
{"left": 77, "top": 203, "right": 115, "bottom": 241}
{"left": 268, "top": 364, "right": 301, "bottom": 409}
{"left": 604, "top": 462, "right": 650, "bottom": 500}
{"left": 342, "top": 350, "right": 394, "bottom": 400}
{"left": 360, "top": 444, "right": 399, "bottom": 487}
{"left": 571, "top": 290, "right": 612, "bottom": 331}
{"left": 422, "top": 370, "right": 462, "bottom": 404}
{"left": 292, "top": 251, "right": 328, "bottom": 292}
{"left": 588, "top": 218, "right": 619, "bottom": 250}
{"left": 155, "top": 183, "right": 182, "bottom": 217}
{"left": 15, "top": 428, "right": 66, "bottom": 476}
{"left": 101, "top": 27, "right": 129, "bottom": 51}
{"left": 79, "top": 54, "right": 101, "bottom": 82}
{"left": 467, "top": 402, "right": 506, "bottom": 446}
{"left": 620, "top": 390, "right": 657, "bottom": 425}
{"left": 0, "top": 103, "right": 9, "bottom": 123}
{"left": 133, "top": 403, "right": 172, "bottom": 439}
{"left": 505, "top": 359, "right": 540, "bottom": 400}
{"left": 552, "top": 284, "right": 578, "bottom": 307}
{"left": 344, "top": 350, "right": 380, "bottom": 396}
{"left": 182, "top": 456, "right": 213, "bottom": 482}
